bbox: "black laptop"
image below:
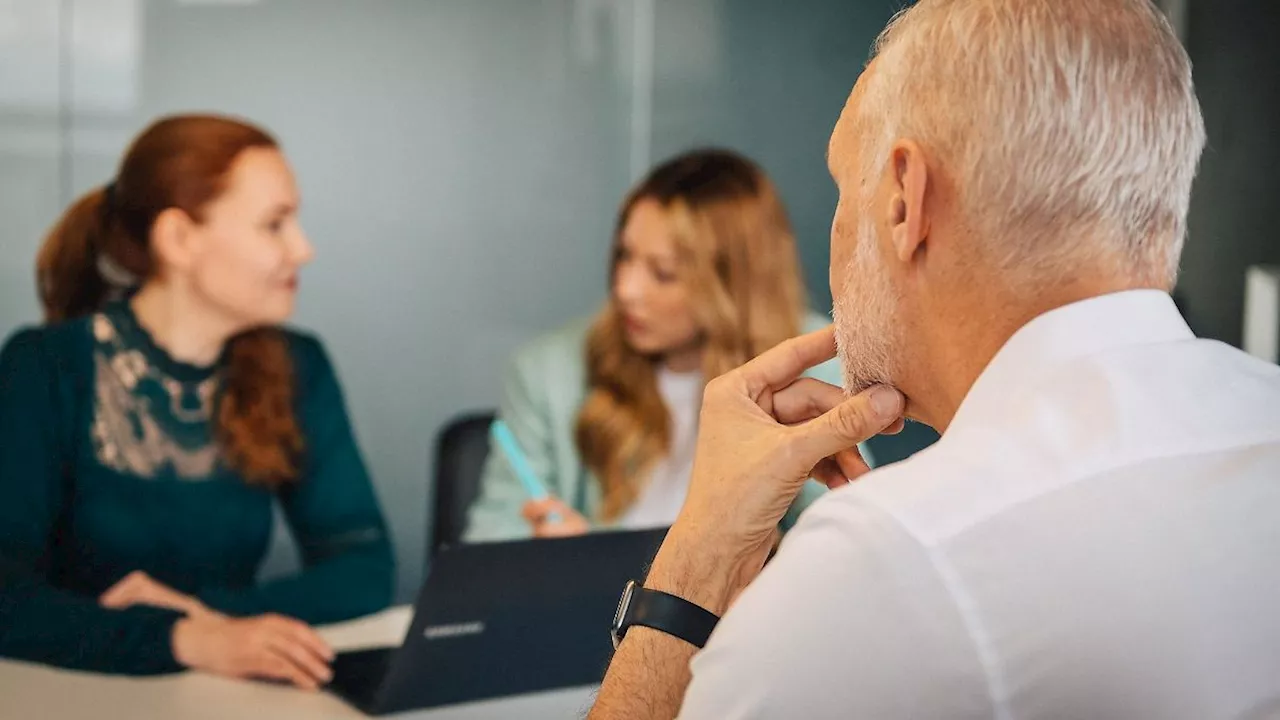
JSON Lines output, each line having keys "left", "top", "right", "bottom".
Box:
{"left": 327, "top": 528, "right": 667, "bottom": 715}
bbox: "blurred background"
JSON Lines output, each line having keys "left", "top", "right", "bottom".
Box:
{"left": 1, "top": 0, "right": 1276, "bottom": 602}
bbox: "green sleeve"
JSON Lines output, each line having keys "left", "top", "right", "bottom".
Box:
{"left": 0, "top": 329, "right": 185, "bottom": 675}
{"left": 463, "top": 347, "right": 554, "bottom": 543}
{"left": 198, "top": 336, "right": 394, "bottom": 624}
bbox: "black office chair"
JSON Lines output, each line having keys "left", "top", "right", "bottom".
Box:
{"left": 428, "top": 411, "right": 496, "bottom": 557}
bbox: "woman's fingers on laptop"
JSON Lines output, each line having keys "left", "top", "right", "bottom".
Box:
{"left": 268, "top": 613, "right": 335, "bottom": 662}
{"left": 172, "top": 611, "right": 331, "bottom": 690}
{"left": 255, "top": 649, "right": 320, "bottom": 690}
{"left": 255, "top": 614, "right": 332, "bottom": 687}
{"left": 266, "top": 633, "right": 333, "bottom": 687}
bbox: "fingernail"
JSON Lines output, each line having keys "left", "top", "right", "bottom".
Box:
{"left": 870, "top": 386, "right": 903, "bottom": 417}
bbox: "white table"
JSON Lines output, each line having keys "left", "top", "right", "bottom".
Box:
{"left": 0, "top": 606, "right": 598, "bottom": 719}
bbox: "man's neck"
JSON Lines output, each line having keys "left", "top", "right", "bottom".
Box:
{"left": 903, "top": 276, "right": 1163, "bottom": 433}
{"left": 129, "top": 281, "right": 239, "bottom": 367}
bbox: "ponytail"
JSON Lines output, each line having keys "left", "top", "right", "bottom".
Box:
{"left": 36, "top": 187, "right": 118, "bottom": 323}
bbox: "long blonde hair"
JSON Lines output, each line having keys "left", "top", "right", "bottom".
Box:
{"left": 576, "top": 149, "right": 805, "bottom": 520}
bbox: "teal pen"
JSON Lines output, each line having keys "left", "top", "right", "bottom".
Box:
{"left": 490, "top": 420, "right": 563, "bottom": 524}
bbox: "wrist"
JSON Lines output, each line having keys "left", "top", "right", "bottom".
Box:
{"left": 170, "top": 617, "right": 199, "bottom": 668}
{"left": 644, "top": 521, "right": 760, "bottom": 617}
{"left": 170, "top": 611, "right": 225, "bottom": 669}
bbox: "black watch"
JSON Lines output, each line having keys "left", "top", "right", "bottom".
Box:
{"left": 611, "top": 580, "right": 720, "bottom": 650}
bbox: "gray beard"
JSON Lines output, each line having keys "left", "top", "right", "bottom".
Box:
{"left": 832, "top": 224, "right": 901, "bottom": 395}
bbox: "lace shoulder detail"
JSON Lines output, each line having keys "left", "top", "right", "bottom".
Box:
{"left": 89, "top": 313, "right": 223, "bottom": 480}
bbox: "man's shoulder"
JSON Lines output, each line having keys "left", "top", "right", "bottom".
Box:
{"left": 683, "top": 450, "right": 995, "bottom": 719}
{"left": 831, "top": 336, "right": 1280, "bottom": 548}
{"left": 809, "top": 440, "right": 998, "bottom": 548}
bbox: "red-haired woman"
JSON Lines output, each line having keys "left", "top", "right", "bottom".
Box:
{"left": 0, "top": 115, "right": 393, "bottom": 689}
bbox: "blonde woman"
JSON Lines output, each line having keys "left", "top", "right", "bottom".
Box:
{"left": 465, "top": 149, "right": 885, "bottom": 541}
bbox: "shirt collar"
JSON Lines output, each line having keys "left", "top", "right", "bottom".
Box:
{"left": 948, "top": 289, "right": 1194, "bottom": 434}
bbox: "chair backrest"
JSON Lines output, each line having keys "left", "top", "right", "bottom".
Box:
{"left": 429, "top": 411, "right": 496, "bottom": 556}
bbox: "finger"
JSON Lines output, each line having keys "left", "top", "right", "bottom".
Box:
{"left": 810, "top": 458, "right": 847, "bottom": 490}
{"left": 523, "top": 497, "right": 573, "bottom": 526}
{"left": 522, "top": 499, "right": 556, "bottom": 525}
{"left": 771, "top": 377, "right": 847, "bottom": 425}
{"left": 268, "top": 615, "right": 335, "bottom": 662}
{"left": 810, "top": 448, "right": 873, "bottom": 489}
{"left": 834, "top": 448, "right": 872, "bottom": 480}
{"left": 140, "top": 578, "right": 188, "bottom": 607}
{"left": 99, "top": 584, "right": 128, "bottom": 607}
{"left": 738, "top": 327, "right": 837, "bottom": 398}
{"left": 256, "top": 650, "right": 318, "bottom": 690}
{"left": 537, "top": 521, "right": 588, "bottom": 538}
{"left": 882, "top": 417, "right": 906, "bottom": 435}
{"left": 267, "top": 634, "right": 332, "bottom": 685}
{"left": 544, "top": 497, "right": 575, "bottom": 516}
{"left": 100, "top": 592, "right": 131, "bottom": 608}
{"left": 100, "top": 573, "right": 142, "bottom": 607}
{"left": 790, "top": 385, "right": 904, "bottom": 466}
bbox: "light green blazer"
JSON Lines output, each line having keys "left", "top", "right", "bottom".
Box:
{"left": 463, "top": 312, "right": 868, "bottom": 543}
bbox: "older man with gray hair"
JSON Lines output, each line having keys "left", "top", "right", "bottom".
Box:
{"left": 590, "top": 0, "right": 1280, "bottom": 717}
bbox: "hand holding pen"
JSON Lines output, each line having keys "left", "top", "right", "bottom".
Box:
{"left": 491, "top": 420, "right": 591, "bottom": 538}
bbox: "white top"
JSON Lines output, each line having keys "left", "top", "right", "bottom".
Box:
{"left": 679, "top": 290, "right": 1280, "bottom": 719}
{"left": 618, "top": 368, "right": 703, "bottom": 530}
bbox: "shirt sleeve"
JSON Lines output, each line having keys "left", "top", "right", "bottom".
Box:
{"left": 678, "top": 489, "right": 994, "bottom": 719}
{"left": 464, "top": 345, "right": 559, "bottom": 543}
{"left": 197, "top": 335, "right": 395, "bottom": 624}
{"left": 0, "top": 328, "right": 185, "bottom": 675}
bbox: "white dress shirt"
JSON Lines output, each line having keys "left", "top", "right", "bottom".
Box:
{"left": 679, "top": 290, "right": 1280, "bottom": 719}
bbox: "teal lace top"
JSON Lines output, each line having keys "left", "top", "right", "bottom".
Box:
{"left": 0, "top": 301, "right": 394, "bottom": 675}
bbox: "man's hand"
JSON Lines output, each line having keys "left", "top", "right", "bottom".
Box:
{"left": 590, "top": 326, "right": 903, "bottom": 720}
{"left": 655, "top": 325, "right": 904, "bottom": 614}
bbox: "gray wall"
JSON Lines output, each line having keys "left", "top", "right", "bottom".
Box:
{"left": 0, "top": 0, "right": 892, "bottom": 601}
{"left": 650, "top": 0, "right": 896, "bottom": 310}
{"left": 1178, "top": 0, "right": 1280, "bottom": 346}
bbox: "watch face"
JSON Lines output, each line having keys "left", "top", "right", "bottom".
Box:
{"left": 611, "top": 580, "right": 638, "bottom": 649}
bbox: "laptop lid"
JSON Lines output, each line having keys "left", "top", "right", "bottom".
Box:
{"left": 371, "top": 527, "right": 667, "bottom": 713}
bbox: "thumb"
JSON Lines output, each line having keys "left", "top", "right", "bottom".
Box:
{"left": 791, "top": 385, "right": 904, "bottom": 464}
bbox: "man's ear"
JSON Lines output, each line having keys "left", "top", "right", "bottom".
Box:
{"left": 887, "top": 139, "right": 931, "bottom": 264}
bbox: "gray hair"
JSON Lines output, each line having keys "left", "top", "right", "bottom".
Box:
{"left": 857, "top": 0, "right": 1206, "bottom": 287}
